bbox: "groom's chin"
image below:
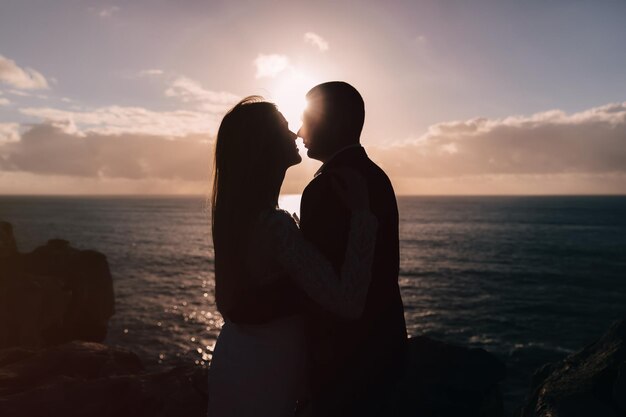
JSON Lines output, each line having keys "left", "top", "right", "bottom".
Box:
{"left": 306, "top": 148, "right": 317, "bottom": 160}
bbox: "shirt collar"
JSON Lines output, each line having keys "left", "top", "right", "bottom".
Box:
{"left": 314, "top": 144, "right": 362, "bottom": 177}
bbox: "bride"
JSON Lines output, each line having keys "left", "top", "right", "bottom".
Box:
{"left": 208, "top": 96, "right": 377, "bottom": 416}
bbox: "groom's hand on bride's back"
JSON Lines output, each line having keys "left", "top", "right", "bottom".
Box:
{"left": 328, "top": 167, "right": 369, "bottom": 212}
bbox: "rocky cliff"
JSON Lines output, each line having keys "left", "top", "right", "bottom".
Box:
{"left": 522, "top": 319, "right": 626, "bottom": 417}
{"left": 0, "top": 221, "right": 114, "bottom": 348}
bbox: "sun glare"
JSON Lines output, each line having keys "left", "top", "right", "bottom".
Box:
{"left": 270, "top": 71, "right": 317, "bottom": 134}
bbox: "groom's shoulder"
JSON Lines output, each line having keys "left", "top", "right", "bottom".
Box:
{"left": 302, "top": 171, "right": 324, "bottom": 193}
{"left": 359, "top": 154, "right": 396, "bottom": 193}
{"left": 301, "top": 170, "right": 333, "bottom": 205}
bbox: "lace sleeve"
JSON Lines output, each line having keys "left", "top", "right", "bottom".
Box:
{"left": 260, "top": 210, "right": 378, "bottom": 320}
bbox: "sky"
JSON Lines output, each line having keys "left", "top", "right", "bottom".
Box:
{"left": 0, "top": 0, "right": 625, "bottom": 195}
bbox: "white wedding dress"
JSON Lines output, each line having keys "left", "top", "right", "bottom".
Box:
{"left": 207, "top": 208, "right": 377, "bottom": 417}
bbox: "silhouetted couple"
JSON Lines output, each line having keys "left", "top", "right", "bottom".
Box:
{"left": 208, "top": 82, "right": 407, "bottom": 417}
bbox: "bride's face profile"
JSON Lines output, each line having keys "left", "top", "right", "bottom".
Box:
{"left": 273, "top": 110, "right": 302, "bottom": 169}
{"left": 212, "top": 98, "right": 301, "bottom": 215}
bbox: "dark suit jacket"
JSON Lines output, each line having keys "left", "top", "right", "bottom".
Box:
{"left": 299, "top": 146, "right": 408, "bottom": 416}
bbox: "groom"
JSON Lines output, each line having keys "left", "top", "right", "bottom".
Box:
{"left": 297, "top": 82, "right": 408, "bottom": 416}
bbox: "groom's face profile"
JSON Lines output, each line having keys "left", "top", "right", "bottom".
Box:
{"left": 298, "top": 95, "right": 333, "bottom": 162}
{"left": 298, "top": 82, "right": 365, "bottom": 163}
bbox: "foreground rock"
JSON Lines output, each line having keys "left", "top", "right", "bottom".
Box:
{"left": 0, "top": 341, "right": 208, "bottom": 417}
{"left": 0, "top": 223, "right": 114, "bottom": 348}
{"left": 0, "top": 222, "right": 18, "bottom": 257}
{"left": 522, "top": 319, "right": 626, "bottom": 417}
{"left": 382, "top": 336, "right": 507, "bottom": 417}
{"left": 0, "top": 225, "right": 204, "bottom": 417}
{"left": 0, "top": 337, "right": 504, "bottom": 417}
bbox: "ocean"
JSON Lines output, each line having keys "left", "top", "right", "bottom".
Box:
{"left": 2, "top": 195, "right": 625, "bottom": 412}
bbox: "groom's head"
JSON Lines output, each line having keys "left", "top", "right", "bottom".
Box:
{"left": 298, "top": 81, "right": 364, "bottom": 162}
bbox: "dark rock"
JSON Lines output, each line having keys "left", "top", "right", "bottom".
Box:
{"left": 0, "top": 225, "right": 207, "bottom": 416}
{"left": 0, "top": 224, "right": 114, "bottom": 348}
{"left": 0, "top": 341, "right": 208, "bottom": 417}
{"left": 0, "top": 345, "right": 37, "bottom": 367}
{"left": 1, "top": 336, "right": 505, "bottom": 417}
{"left": 521, "top": 319, "right": 626, "bottom": 417}
{"left": 0, "top": 222, "right": 17, "bottom": 257}
{"left": 614, "top": 362, "right": 626, "bottom": 412}
{"left": 0, "top": 341, "right": 144, "bottom": 396}
{"left": 381, "top": 336, "right": 507, "bottom": 417}
{"left": 0, "top": 267, "right": 71, "bottom": 347}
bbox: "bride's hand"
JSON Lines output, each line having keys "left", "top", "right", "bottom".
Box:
{"left": 329, "top": 167, "right": 369, "bottom": 211}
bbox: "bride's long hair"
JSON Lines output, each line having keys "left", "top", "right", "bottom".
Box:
{"left": 211, "top": 96, "right": 286, "bottom": 317}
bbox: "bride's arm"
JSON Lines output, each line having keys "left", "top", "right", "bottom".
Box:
{"left": 262, "top": 209, "right": 377, "bottom": 320}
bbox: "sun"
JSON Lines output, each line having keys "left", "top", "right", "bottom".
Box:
{"left": 269, "top": 71, "right": 318, "bottom": 133}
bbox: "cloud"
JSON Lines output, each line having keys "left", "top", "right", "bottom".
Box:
{"left": 254, "top": 54, "right": 290, "bottom": 78}
{"left": 0, "top": 123, "right": 20, "bottom": 143}
{"left": 98, "top": 6, "right": 120, "bottom": 18}
{"left": 8, "top": 89, "right": 31, "bottom": 97}
{"left": 367, "top": 102, "right": 626, "bottom": 180}
{"left": 0, "top": 93, "right": 9, "bottom": 106}
{"left": 0, "top": 54, "right": 49, "bottom": 90}
{"left": 19, "top": 105, "right": 222, "bottom": 137}
{"left": 304, "top": 32, "right": 329, "bottom": 52}
{"left": 165, "top": 76, "right": 239, "bottom": 112}
{"left": 0, "top": 123, "right": 211, "bottom": 181}
{"left": 1, "top": 74, "right": 239, "bottom": 187}
{"left": 4, "top": 101, "right": 625, "bottom": 195}
{"left": 138, "top": 69, "right": 164, "bottom": 77}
